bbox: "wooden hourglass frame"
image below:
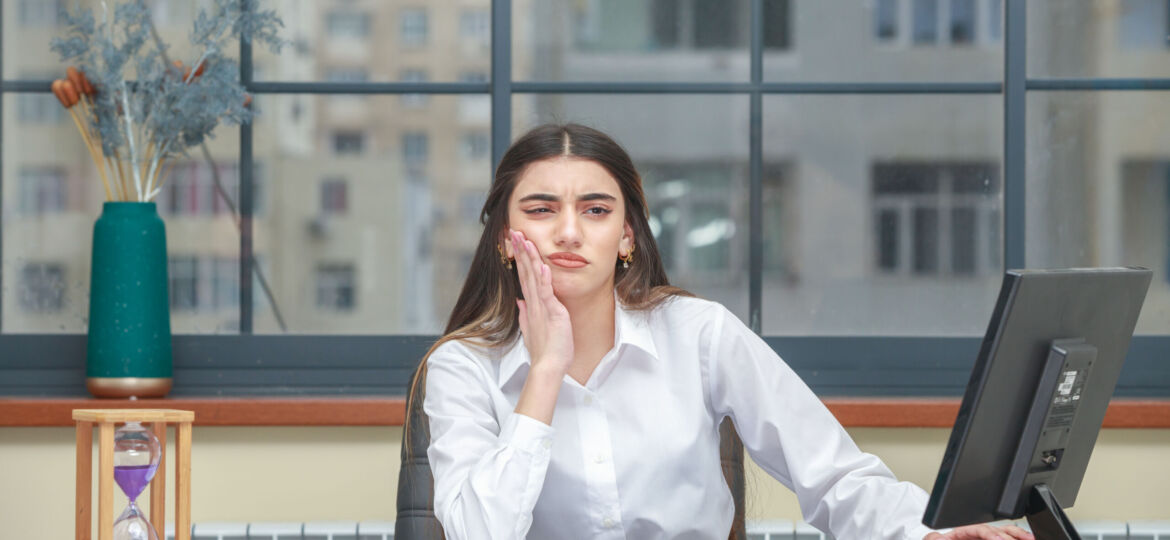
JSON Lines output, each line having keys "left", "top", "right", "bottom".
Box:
{"left": 73, "top": 409, "right": 194, "bottom": 540}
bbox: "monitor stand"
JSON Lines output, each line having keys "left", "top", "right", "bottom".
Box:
{"left": 1025, "top": 484, "right": 1081, "bottom": 540}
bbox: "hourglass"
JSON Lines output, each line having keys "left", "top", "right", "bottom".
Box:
{"left": 73, "top": 409, "right": 194, "bottom": 540}
{"left": 113, "top": 421, "right": 161, "bottom": 539}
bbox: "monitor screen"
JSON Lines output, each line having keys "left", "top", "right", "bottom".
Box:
{"left": 923, "top": 267, "right": 1151, "bottom": 532}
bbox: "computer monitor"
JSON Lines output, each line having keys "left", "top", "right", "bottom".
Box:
{"left": 922, "top": 267, "right": 1152, "bottom": 539}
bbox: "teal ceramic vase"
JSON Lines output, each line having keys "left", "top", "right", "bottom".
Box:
{"left": 86, "top": 202, "right": 173, "bottom": 398}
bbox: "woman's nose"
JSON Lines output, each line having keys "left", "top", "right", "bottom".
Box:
{"left": 553, "top": 213, "right": 582, "bottom": 247}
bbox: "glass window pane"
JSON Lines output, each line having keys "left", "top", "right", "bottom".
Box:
{"left": 251, "top": 95, "right": 490, "bottom": 334}
{"left": 950, "top": 0, "right": 977, "bottom": 44}
{"left": 764, "top": 95, "right": 1003, "bottom": 335}
{"left": 254, "top": 1, "right": 489, "bottom": 82}
{"left": 1027, "top": 92, "right": 1170, "bottom": 335}
{"left": 3, "top": 0, "right": 238, "bottom": 79}
{"left": 514, "top": 94, "right": 751, "bottom": 320}
{"left": 1, "top": 93, "right": 239, "bottom": 333}
{"left": 951, "top": 206, "right": 977, "bottom": 274}
{"left": 875, "top": 0, "right": 899, "bottom": 41}
{"left": 765, "top": 1, "right": 1002, "bottom": 82}
{"left": 515, "top": 0, "right": 751, "bottom": 82}
{"left": 914, "top": 0, "right": 941, "bottom": 44}
{"left": 1028, "top": 1, "right": 1170, "bottom": 77}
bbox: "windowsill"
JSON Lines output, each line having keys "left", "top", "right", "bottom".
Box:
{"left": 1, "top": 397, "right": 1166, "bottom": 428}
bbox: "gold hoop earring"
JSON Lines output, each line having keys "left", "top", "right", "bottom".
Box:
{"left": 497, "top": 243, "right": 513, "bottom": 270}
{"left": 620, "top": 244, "right": 635, "bottom": 269}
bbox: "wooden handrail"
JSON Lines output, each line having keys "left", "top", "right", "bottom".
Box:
{"left": 1, "top": 397, "right": 1167, "bottom": 428}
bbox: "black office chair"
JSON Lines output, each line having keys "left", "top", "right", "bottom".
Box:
{"left": 395, "top": 365, "right": 748, "bottom": 539}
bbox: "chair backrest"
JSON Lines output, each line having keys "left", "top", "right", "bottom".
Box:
{"left": 395, "top": 365, "right": 747, "bottom": 540}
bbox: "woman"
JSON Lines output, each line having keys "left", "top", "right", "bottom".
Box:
{"left": 416, "top": 124, "right": 1031, "bottom": 540}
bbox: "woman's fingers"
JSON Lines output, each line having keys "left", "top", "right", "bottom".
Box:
{"left": 516, "top": 299, "right": 528, "bottom": 336}
{"left": 516, "top": 234, "right": 544, "bottom": 310}
{"left": 944, "top": 524, "right": 1028, "bottom": 540}
{"left": 1000, "top": 526, "right": 1033, "bottom": 540}
{"left": 511, "top": 232, "right": 536, "bottom": 303}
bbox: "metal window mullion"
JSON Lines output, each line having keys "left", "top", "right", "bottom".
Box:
{"left": 0, "top": 0, "right": 5, "bottom": 330}
{"left": 1003, "top": 0, "right": 1025, "bottom": 270}
{"left": 749, "top": 0, "right": 763, "bottom": 334}
{"left": 240, "top": 34, "right": 254, "bottom": 333}
{"left": 491, "top": 0, "right": 512, "bottom": 171}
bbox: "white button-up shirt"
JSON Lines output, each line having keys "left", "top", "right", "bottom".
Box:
{"left": 424, "top": 295, "right": 939, "bottom": 540}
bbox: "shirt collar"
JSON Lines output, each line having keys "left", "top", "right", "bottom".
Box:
{"left": 496, "top": 294, "right": 660, "bottom": 389}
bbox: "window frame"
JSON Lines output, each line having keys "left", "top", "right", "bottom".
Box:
{"left": 1, "top": 0, "right": 1168, "bottom": 399}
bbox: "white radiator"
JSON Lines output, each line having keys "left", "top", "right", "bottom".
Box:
{"left": 167, "top": 519, "right": 1170, "bottom": 539}
{"left": 169, "top": 521, "right": 394, "bottom": 540}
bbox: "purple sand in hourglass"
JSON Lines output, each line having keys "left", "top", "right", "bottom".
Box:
{"left": 114, "top": 464, "right": 158, "bottom": 500}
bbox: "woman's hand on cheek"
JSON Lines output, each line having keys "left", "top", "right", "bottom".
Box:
{"left": 512, "top": 230, "right": 574, "bottom": 377}
{"left": 925, "top": 524, "right": 1035, "bottom": 540}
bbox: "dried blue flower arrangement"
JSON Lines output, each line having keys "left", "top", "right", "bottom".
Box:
{"left": 50, "top": 0, "right": 284, "bottom": 202}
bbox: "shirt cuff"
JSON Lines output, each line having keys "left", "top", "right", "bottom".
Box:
{"left": 501, "top": 412, "right": 556, "bottom": 456}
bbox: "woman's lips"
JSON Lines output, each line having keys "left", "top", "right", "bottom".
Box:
{"left": 548, "top": 253, "right": 588, "bottom": 268}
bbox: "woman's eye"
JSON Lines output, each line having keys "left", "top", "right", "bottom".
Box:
{"left": 586, "top": 207, "right": 612, "bottom": 215}
{"left": 524, "top": 207, "right": 551, "bottom": 214}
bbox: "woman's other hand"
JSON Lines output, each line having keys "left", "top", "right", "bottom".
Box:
{"left": 925, "top": 523, "right": 1035, "bottom": 540}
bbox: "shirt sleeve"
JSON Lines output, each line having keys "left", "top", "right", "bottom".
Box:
{"left": 701, "top": 305, "right": 940, "bottom": 540}
{"left": 423, "top": 345, "right": 554, "bottom": 540}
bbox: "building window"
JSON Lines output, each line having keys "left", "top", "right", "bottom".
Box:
{"left": 320, "top": 178, "right": 348, "bottom": 215}
{"left": 18, "top": 93, "right": 66, "bottom": 124}
{"left": 212, "top": 257, "right": 239, "bottom": 310}
{"left": 876, "top": 0, "right": 899, "bottom": 41}
{"left": 324, "top": 68, "right": 368, "bottom": 82}
{"left": 400, "top": 69, "right": 429, "bottom": 108}
{"left": 169, "top": 256, "right": 238, "bottom": 312}
{"left": 332, "top": 131, "right": 365, "bottom": 156}
{"left": 18, "top": 167, "right": 67, "bottom": 214}
{"left": 1120, "top": 0, "right": 1170, "bottom": 48}
{"left": 458, "top": 71, "right": 488, "bottom": 84}
{"left": 949, "top": 0, "right": 976, "bottom": 44}
{"left": 459, "top": 8, "right": 491, "bottom": 50}
{"left": 643, "top": 163, "right": 743, "bottom": 279}
{"left": 400, "top": 8, "right": 429, "bottom": 47}
{"left": 763, "top": 163, "right": 798, "bottom": 283}
{"left": 325, "top": 10, "right": 370, "bottom": 39}
{"left": 209, "top": 163, "right": 239, "bottom": 215}
{"left": 884, "top": 0, "right": 999, "bottom": 45}
{"left": 872, "top": 162, "right": 1000, "bottom": 276}
{"left": 638, "top": 0, "right": 790, "bottom": 51}
{"left": 402, "top": 132, "right": 429, "bottom": 169}
{"left": 912, "top": 0, "right": 940, "bottom": 44}
{"left": 18, "top": 0, "right": 63, "bottom": 26}
{"left": 987, "top": 0, "right": 1002, "bottom": 40}
{"left": 169, "top": 256, "right": 200, "bottom": 311}
{"left": 162, "top": 161, "right": 238, "bottom": 217}
{"left": 316, "top": 264, "right": 356, "bottom": 311}
{"left": 19, "top": 263, "right": 65, "bottom": 313}
{"left": 763, "top": 0, "right": 792, "bottom": 49}
{"left": 460, "top": 131, "right": 490, "bottom": 161}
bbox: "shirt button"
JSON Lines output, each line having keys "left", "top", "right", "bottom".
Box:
{"left": 583, "top": 395, "right": 594, "bottom": 406}
{"left": 541, "top": 439, "right": 552, "bottom": 449}
{"left": 602, "top": 518, "right": 615, "bottom": 528}
{"left": 593, "top": 453, "right": 606, "bottom": 464}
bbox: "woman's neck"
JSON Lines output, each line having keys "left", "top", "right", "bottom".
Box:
{"left": 559, "top": 287, "right": 617, "bottom": 367}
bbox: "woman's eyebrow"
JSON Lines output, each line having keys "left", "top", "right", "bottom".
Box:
{"left": 517, "top": 192, "right": 618, "bottom": 203}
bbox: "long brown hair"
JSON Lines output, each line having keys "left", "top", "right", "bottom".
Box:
{"left": 406, "top": 123, "right": 692, "bottom": 439}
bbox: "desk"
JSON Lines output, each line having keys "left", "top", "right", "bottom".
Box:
{"left": 0, "top": 397, "right": 1166, "bottom": 427}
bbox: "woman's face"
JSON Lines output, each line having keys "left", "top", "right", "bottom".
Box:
{"left": 505, "top": 157, "right": 634, "bottom": 303}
